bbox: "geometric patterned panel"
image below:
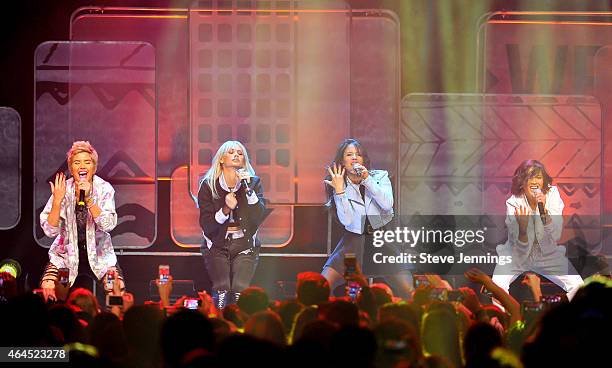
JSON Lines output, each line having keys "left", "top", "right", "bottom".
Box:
{"left": 594, "top": 45, "right": 612, "bottom": 259}
{"left": 0, "top": 107, "right": 21, "bottom": 229}
{"left": 171, "top": 165, "right": 293, "bottom": 248}
{"left": 188, "top": 4, "right": 297, "bottom": 204}
{"left": 401, "top": 94, "right": 602, "bottom": 247}
{"left": 71, "top": 8, "right": 189, "bottom": 178}
{"left": 188, "top": 2, "right": 352, "bottom": 205}
{"left": 594, "top": 45, "right": 612, "bottom": 215}
{"left": 34, "top": 41, "right": 157, "bottom": 248}
{"left": 71, "top": 5, "right": 395, "bottom": 208}
{"left": 349, "top": 10, "right": 401, "bottom": 178}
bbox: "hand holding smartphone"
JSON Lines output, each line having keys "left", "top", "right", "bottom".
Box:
{"left": 58, "top": 268, "right": 69, "bottom": 286}
{"left": 106, "top": 294, "right": 123, "bottom": 307}
{"left": 344, "top": 254, "right": 357, "bottom": 278}
{"left": 183, "top": 298, "right": 201, "bottom": 310}
{"left": 344, "top": 254, "right": 361, "bottom": 300}
{"left": 105, "top": 269, "right": 115, "bottom": 290}
{"left": 159, "top": 265, "right": 170, "bottom": 284}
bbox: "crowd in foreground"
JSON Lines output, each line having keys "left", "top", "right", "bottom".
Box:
{"left": 1, "top": 267, "right": 610, "bottom": 368}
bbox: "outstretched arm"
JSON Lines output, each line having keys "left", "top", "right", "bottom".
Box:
{"left": 465, "top": 268, "right": 521, "bottom": 325}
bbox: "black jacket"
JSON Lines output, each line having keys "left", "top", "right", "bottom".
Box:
{"left": 198, "top": 176, "right": 266, "bottom": 249}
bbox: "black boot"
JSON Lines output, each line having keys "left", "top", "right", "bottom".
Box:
{"left": 213, "top": 290, "right": 228, "bottom": 310}
{"left": 232, "top": 291, "right": 241, "bottom": 305}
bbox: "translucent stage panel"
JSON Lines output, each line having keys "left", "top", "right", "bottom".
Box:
{"left": 69, "top": 4, "right": 402, "bottom": 254}
{"left": 400, "top": 93, "right": 602, "bottom": 250}
{"left": 188, "top": 5, "right": 351, "bottom": 204}
{"left": 594, "top": 46, "right": 612, "bottom": 215}
{"left": 34, "top": 41, "right": 156, "bottom": 248}
{"left": 0, "top": 107, "right": 21, "bottom": 229}
{"left": 478, "top": 12, "right": 612, "bottom": 95}
{"left": 400, "top": 94, "right": 486, "bottom": 216}
{"left": 349, "top": 10, "right": 401, "bottom": 178}
{"left": 476, "top": 12, "right": 612, "bottom": 263}
{"left": 594, "top": 45, "right": 612, "bottom": 259}
{"left": 72, "top": 8, "right": 189, "bottom": 178}
{"left": 170, "top": 166, "right": 293, "bottom": 248}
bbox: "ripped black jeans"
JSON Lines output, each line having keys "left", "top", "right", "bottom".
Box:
{"left": 202, "top": 236, "right": 259, "bottom": 295}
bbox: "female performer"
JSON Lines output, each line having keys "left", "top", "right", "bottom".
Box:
{"left": 40, "top": 141, "right": 124, "bottom": 302}
{"left": 198, "top": 140, "right": 266, "bottom": 309}
{"left": 322, "top": 138, "right": 412, "bottom": 297}
{"left": 492, "top": 159, "right": 583, "bottom": 297}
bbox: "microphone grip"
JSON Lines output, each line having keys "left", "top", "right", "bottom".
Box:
{"left": 537, "top": 202, "right": 546, "bottom": 224}
{"left": 78, "top": 189, "right": 86, "bottom": 206}
{"left": 242, "top": 179, "right": 253, "bottom": 195}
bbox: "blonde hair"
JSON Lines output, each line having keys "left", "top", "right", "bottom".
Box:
{"left": 66, "top": 140, "right": 98, "bottom": 168}
{"left": 200, "top": 140, "right": 255, "bottom": 200}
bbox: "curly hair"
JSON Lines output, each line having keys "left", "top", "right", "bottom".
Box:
{"left": 66, "top": 140, "right": 99, "bottom": 167}
{"left": 510, "top": 160, "right": 553, "bottom": 196}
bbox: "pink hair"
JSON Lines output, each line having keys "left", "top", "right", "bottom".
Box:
{"left": 66, "top": 141, "right": 99, "bottom": 167}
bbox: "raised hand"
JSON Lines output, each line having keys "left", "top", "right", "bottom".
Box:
{"left": 197, "top": 290, "right": 217, "bottom": 317}
{"left": 352, "top": 163, "right": 370, "bottom": 179}
{"left": 514, "top": 205, "right": 530, "bottom": 240}
{"left": 156, "top": 274, "right": 174, "bottom": 307}
{"left": 236, "top": 168, "right": 252, "bottom": 184}
{"left": 49, "top": 172, "right": 67, "bottom": 204}
{"left": 533, "top": 190, "right": 546, "bottom": 209}
{"left": 464, "top": 267, "right": 491, "bottom": 285}
{"left": 122, "top": 292, "right": 135, "bottom": 312}
{"left": 225, "top": 192, "right": 238, "bottom": 210}
{"left": 458, "top": 287, "right": 481, "bottom": 314}
{"left": 324, "top": 163, "right": 346, "bottom": 194}
{"left": 76, "top": 179, "right": 92, "bottom": 198}
{"left": 41, "top": 279, "right": 57, "bottom": 302}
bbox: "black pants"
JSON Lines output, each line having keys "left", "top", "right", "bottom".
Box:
{"left": 202, "top": 237, "right": 259, "bottom": 293}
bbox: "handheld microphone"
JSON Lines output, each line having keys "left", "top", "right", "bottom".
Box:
{"left": 78, "top": 190, "right": 86, "bottom": 206}
{"left": 352, "top": 163, "right": 364, "bottom": 176}
{"left": 77, "top": 175, "right": 87, "bottom": 206}
{"left": 531, "top": 187, "right": 546, "bottom": 224}
{"left": 236, "top": 168, "right": 254, "bottom": 195}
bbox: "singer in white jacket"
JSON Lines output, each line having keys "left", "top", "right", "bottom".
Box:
{"left": 492, "top": 160, "right": 582, "bottom": 298}
{"left": 322, "top": 138, "right": 413, "bottom": 297}
{"left": 39, "top": 141, "right": 123, "bottom": 302}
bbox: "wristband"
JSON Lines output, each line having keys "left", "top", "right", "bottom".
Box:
{"left": 335, "top": 191, "right": 346, "bottom": 196}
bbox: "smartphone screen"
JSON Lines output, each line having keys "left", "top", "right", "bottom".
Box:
{"left": 447, "top": 290, "right": 464, "bottom": 302}
{"left": 183, "top": 298, "right": 201, "bottom": 310}
{"left": 430, "top": 288, "right": 447, "bottom": 301}
{"left": 347, "top": 281, "right": 361, "bottom": 301}
{"left": 414, "top": 275, "right": 429, "bottom": 289}
{"left": 106, "top": 269, "right": 115, "bottom": 290}
{"left": 159, "top": 265, "right": 170, "bottom": 284}
{"left": 106, "top": 295, "right": 123, "bottom": 307}
{"left": 58, "top": 268, "right": 69, "bottom": 286}
{"left": 344, "top": 254, "right": 357, "bottom": 278}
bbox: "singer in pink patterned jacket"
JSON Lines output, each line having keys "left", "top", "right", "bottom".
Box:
{"left": 39, "top": 141, "right": 124, "bottom": 302}
{"left": 492, "top": 159, "right": 582, "bottom": 299}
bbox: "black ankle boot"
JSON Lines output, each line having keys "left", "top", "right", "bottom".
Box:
{"left": 232, "top": 291, "right": 241, "bottom": 304}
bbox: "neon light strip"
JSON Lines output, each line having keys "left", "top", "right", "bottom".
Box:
{"left": 115, "top": 251, "right": 328, "bottom": 257}
{"left": 494, "top": 11, "right": 612, "bottom": 16}
{"left": 489, "top": 20, "right": 612, "bottom": 26}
